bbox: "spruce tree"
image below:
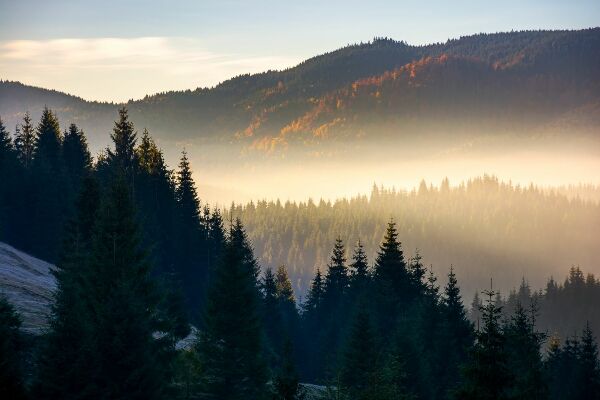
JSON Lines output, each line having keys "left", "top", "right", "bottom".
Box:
{"left": 82, "top": 176, "right": 172, "bottom": 398}
{"left": 34, "top": 175, "right": 100, "bottom": 399}
{"left": 456, "top": 286, "right": 512, "bottom": 400}
{"left": 14, "top": 112, "right": 35, "bottom": 169}
{"left": 198, "top": 219, "right": 267, "bottom": 399}
{"left": 262, "top": 268, "right": 284, "bottom": 365}
{"left": 372, "top": 219, "right": 409, "bottom": 333}
{"left": 31, "top": 107, "right": 66, "bottom": 261}
{"left": 62, "top": 123, "right": 91, "bottom": 188}
{"left": 440, "top": 266, "right": 474, "bottom": 395}
{"left": 0, "top": 118, "right": 19, "bottom": 241}
{"left": 579, "top": 322, "right": 600, "bottom": 399}
{"left": 175, "top": 150, "right": 207, "bottom": 315}
{"left": 303, "top": 269, "right": 324, "bottom": 316}
{"left": 0, "top": 297, "right": 27, "bottom": 400}
{"left": 349, "top": 240, "right": 370, "bottom": 297}
{"left": 340, "top": 308, "right": 377, "bottom": 400}
{"left": 276, "top": 265, "right": 298, "bottom": 337}
{"left": 323, "top": 238, "right": 348, "bottom": 307}
{"left": 503, "top": 302, "right": 546, "bottom": 400}
{"left": 107, "top": 107, "right": 137, "bottom": 174}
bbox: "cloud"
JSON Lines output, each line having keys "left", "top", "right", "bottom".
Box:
{"left": 0, "top": 37, "right": 301, "bottom": 102}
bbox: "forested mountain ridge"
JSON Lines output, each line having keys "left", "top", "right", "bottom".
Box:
{"left": 1, "top": 28, "right": 599, "bottom": 158}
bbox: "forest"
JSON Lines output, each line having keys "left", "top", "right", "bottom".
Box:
{"left": 0, "top": 107, "right": 599, "bottom": 399}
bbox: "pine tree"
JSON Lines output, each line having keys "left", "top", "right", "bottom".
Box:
{"left": 456, "top": 285, "right": 512, "bottom": 400}
{"left": 62, "top": 123, "right": 91, "bottom": 186}
{"left": 107, "top": 107, "right": 137, "bottom": 175}
{"left": 340, "top": 308, "right": 377, "bottom": 400}
{"left": 579, "top": 322, "right": 600, "bottom": 399}
{"left": 323, "top": 238, "right": 348, "bottom": 307}
{"left": 0, "top": 118, "right": 19, "bottom": 241}
{"left": 440, "top": 266, "right": 474, "bottom": 395}
{"left": 349, "top": 240, "right": 370, "bottom": 296}
{"left": 0, "top": 297, "right": 27, "bottom": 400}
{"left": 69, "top": 176, "right": 172, "bottom": 398}
{"left": 276, "top": 265, "right": 298, "bottom": 339}
{"left": 31, "top": 107, "right": 66, "bottom": 261}
{"left": 175, "top": 150, "right": 207, "bottom": 315}
{"left": 14, "top": 112, "right": 35, "bottom": 169}
{"left": 34, "top": 175, "right": 100, "bottom": 399}
{"left": 33, "top": 107, "right": 63, "bottom": 170}
{"left": 503, "top": 302, "right": 546, "bottom": 400}
{"left": 372, "top": 219, "right": 409, "bottom": 332}
{"left": 262, "top": 268, "right": 284, "bottom": 365}
{"left": 198, "top": 219, "right": 267, "bottom": 399}
{"left": 303, "top": 269, "right": 324, "bottom": 316}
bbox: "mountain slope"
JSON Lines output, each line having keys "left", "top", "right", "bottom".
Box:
{"left": 0, "top": 242, "right": 55, "bottom": 333}
{"left": 0, "top": 28, "right": 598, "bottom": 158}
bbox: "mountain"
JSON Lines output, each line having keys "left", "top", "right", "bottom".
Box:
{"left": 1, "top": 29, "right": 599, "bottom": 160}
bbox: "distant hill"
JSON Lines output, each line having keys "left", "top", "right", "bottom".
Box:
{"left": 1, "top": 29, "right": 599, "bottom": 158}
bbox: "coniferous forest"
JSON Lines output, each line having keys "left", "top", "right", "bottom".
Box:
{"left": 0, "top": 107, "right": 599, "bottom": 399}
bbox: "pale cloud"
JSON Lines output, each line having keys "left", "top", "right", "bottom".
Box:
{"left": 0, "top": 37, "right": 301, "bottom": 102}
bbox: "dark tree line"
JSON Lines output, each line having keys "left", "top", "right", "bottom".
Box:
{"left": 1, "top": 108, "right": 599, "bottom": 399}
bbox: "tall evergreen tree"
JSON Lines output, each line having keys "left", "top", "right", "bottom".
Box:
{"left": 579, "top": 322, "right": 600, "bottom": 399}
{"left": 175, "top": 150, "right": 207, "bottom": 315}
{"left": 349, "top": 240, "right": 370, "bottom": 297}
{"left": 372, "top": 219, "right": 410, "bottom": 333}
{"left": 262, "top": 268, "right": 284, "bottom": 366}
{"left": 503, "top": 302, "right": 546, "bottom": 400}
{"left": 323, "top": 238, "right": 348, "bottom": 307}
{"left": 0, "top": 297, "right": 27, "bottom": 400}
{"left": 107, "top": 107, "right": 137, "bottom": 175}
{"left": 55, "top": 176, "right": 173, "bottom": 398}
{"left": 340, "top": 308, "right": 377, "bottom": 400}
{"left": 456, "top": 286, "right": 512, "bottom": 400}
{"left": 31, "top": 107, "right": 66, "bottom": 261}
{"left": 198, "top": 219, "right": 267, "bottom": 399}
{"left": 440, "top": 266, "right": 474, "bottom": 395}
{"left": 34, "top": 175, "right": 100, "bottom": 399}
{"left": 14, "top": 112, "right": 35, "bottom": 169}
{"left": 62, "top": 123, "right": 91, "bottom": 187}
{"left": 0, "top": 118, "right": 19, "bottom": 241}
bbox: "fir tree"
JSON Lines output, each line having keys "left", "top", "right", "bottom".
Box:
{"left": 440, "top": 266, "right": 474, "bottom": 395}
{"left": 504, "top": 302, "right": 547, "bottom": 400}
{"left": 263, "top": 268, "right": 284, "bottom": 365}
{"left": 107, "top": 107, "right": 137, "bottom": 175}
{"left": 175, "top": 150, "right": 207, "bottom": 315}
{"left": 62, "top": 123, "right": 91, "bottom": 186}
{"left": 33, "top": 107, "right": 62, "bottom": 170}
{"left": 323, "top": 238, "right": 348, "bottom": 307}
{"left": 0, "top": 297, "right": 27, "bottom": 400}
{"left": 303, "top": 269, "right": 324, "bottom": 316}
{"left": 0, "top": 118, "right": 19, "bottom": 241}
{"left": 340, "top": 308, "right": 377, "bottom": 400}
{"left": 198, "top": 219, "right": 267, "bottom": 399}
{"left": 83, "top": 177, "right": 172, "bottom": 398}
{"left": 349, "top": 240, "right": 370, "bottom": 296}
{"left": 14, "top": 112, "right": 35, "bottom": 169}
{"left": 31, "top": 107, "right": 66, "bottom": 261}
{"left": 456, "top": 285, "right": 512, "bottom": 400}
{"left": 34, "top": 175, "right": 100, "bottom": 399}
{"left": 579, "top": 322, "right": 600, "bottom": 399}
{"left": 373, "top": 219, "right": 410, "bottom": 329}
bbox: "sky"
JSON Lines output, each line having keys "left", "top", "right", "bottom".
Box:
{"left": 0, "top": 0, "right": 598, "bottom": 102}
